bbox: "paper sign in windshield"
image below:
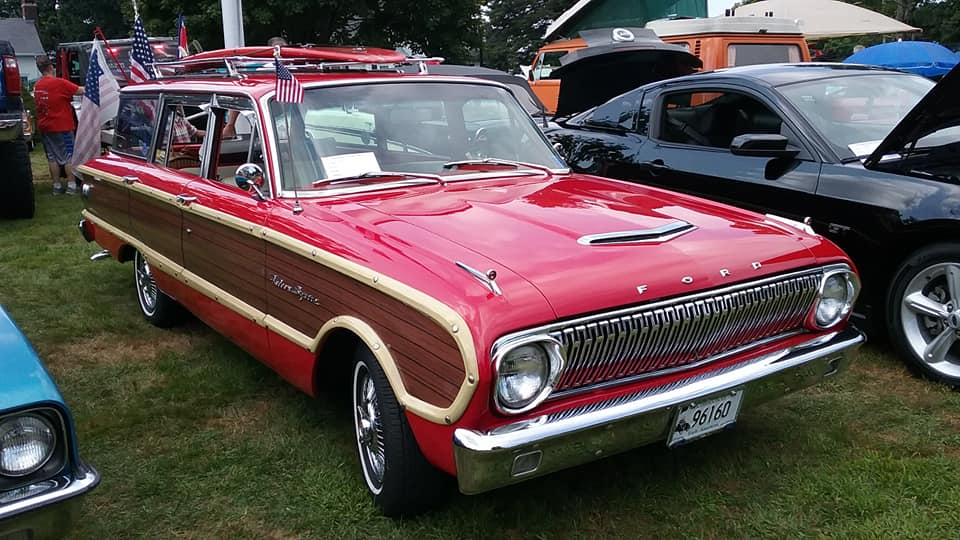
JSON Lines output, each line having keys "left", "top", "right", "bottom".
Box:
{"left": 848, "top": 140, "right": 882, "bottom": 159}
{"left": 320, "top": 152, "right": 381, "bottom": 180}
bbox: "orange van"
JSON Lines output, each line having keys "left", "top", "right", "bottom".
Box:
{"left": 529, "top": 17, "right": 811, "bottom": 113}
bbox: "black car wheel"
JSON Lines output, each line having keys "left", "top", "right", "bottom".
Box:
{"left": 351, "top": 347, "right": 446, "bottom": 516}
{"left": 888, "top": 243, "right": 960, "bottom": 386}
{"left": 0, "top": 137, "right": 35, "bottom": 220}
{"left": 134, "top": 250, "right": 183, "bottom": 327}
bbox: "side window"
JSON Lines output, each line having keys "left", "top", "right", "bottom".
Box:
{"left": 533, "top": 51, "right": 565, "bottom": 81}
{"left": 585, "top": 90, "right": 642, "bottom": 131}
{"left": 210, "top": 97, "right": 271, "bottom": 196}
{"left": 114, "top": 95, "right": 159, "bottom": 159}
{"left": 659, "top": 90, "right": 787, "bottom": 149}
{"left": 636, "top": 92, "right": 653, "bottom": 136}
{"left": 153, "top": 96, "right": 208, "bottom": 171}
{"left": 727, "top": 44, "right": 801, "bottom": 67}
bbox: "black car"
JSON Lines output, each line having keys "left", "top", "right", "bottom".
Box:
{"left": 0, "top": 40, "right": 34, "bottom": 219}
{"left": 547, "top": 62, "right": 960, "bottom": 386}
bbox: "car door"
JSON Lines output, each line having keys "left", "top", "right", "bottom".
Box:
{"left": 163, "top": 94, "right": 273, "bottom": 359}
{"left": 632, "top": 85, "right": 823, "bottom": 222}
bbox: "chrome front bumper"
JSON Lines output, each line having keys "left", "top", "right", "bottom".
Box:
{"left": 0, "top": 459, "right": 100, "bottom": 539}
{"left": 453, "top": 327, "right": 864, "bottom": 494}
{"left": 0, "top": 116, "right": 22, "bottom": 143}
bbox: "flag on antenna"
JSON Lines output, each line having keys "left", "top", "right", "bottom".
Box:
{"left": 177, "top": 15, "right": 189, "bottom": 58}
{"left": 274, "top": 56, "right": 304, "bottom": 103}
{"left": 129, "top": 16, "right": 155, "bottom": 82}
{"left": 72, "top": 39, "right": 120, "bottom": 171}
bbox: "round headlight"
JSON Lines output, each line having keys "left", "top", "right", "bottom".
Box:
{"left": 815, "top": 271, "right": 858, "bottom": 328}
{"left": 496, "top": 343, "right": 554, "bottom": 412}
{"left": 0, "top": 414, "right": 56, "bottom": 477}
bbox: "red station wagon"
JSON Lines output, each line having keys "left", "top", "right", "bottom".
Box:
{"left": 77, "top": 47, "right": 865, "bottom": 516}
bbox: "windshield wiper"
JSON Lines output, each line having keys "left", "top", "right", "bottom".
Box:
{"left": 312, "top": 171, "right": 444, "bottom": 187}
{"left": 442, "top": 158, "right": 559, "bottom": 175}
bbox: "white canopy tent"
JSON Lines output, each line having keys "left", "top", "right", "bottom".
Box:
{"left": 733, "top": 0, "right": 920, "bottom": 39}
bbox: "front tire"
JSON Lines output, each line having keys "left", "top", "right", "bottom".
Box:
{"left": 887, "top": 243, "right": 960, "bottom": 386}
{"left": 351, "top": 347, "right": 446, "bottom": 516}
{"left": 134, "top": 250, "right": 183, "bottom": 328}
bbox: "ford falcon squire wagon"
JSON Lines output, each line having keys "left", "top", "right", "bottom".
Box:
{"left": 76, "top": 47, "right": 864, "bottom": 516}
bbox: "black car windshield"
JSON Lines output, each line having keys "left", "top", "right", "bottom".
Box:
{"left": 778, "top": 73, "right": 935, "bottom": 159}
{"left": 269, "top": 82, "right": 566, "bottom": 193}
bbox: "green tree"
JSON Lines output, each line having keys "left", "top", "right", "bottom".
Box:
{"left": 484, "top": 0, "right": 572, "bottom": 72}
{"left": 138, "top": 0, "right": 482, "bottom": 63}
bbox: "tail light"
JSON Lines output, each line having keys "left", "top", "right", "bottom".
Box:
{"left": 2, "top": 55, "right": 21, "bottom": 96}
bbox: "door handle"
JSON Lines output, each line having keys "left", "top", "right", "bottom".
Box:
{"left": 121, "top": 175, "right": 139, "bottom": 185}
{"left": 176, "top": 194, "right": 198, "bottom": 205}
{"left": 641, "top": 159, "right": 671, "bottom": 175}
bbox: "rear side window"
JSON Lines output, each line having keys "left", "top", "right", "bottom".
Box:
{"left": 114, "top": 95, "right": 159, "bottom": 159}
{"left": 533, "top": 51, "right": 565, "bottom": 81}
{"left": 727, "top": 44, "right": 801, "bottom": 66}
{"left": 585, "top": 90, "right": 642, "bottom": 131}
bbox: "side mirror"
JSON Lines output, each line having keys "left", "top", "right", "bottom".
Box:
{"left": 235, "top": 163, "right": 266, "bottom": 201}
{"left": 730, "top": 134, "right": 799, "bottom": 159}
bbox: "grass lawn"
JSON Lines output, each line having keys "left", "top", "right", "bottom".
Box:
{"left": 2, "top": 148, "right": 959, "bottom": 539}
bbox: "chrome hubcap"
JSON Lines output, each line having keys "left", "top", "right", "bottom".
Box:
{"left": 135, "top": 252, "right": 158, "bottom": 315}
{"left": 353, "top": 362, "right": 385, "bottom": 494}
{"left": 901, "top": 262, "right": 960, "bottom": 378}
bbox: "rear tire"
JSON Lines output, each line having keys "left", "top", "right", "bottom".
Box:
{"left": 134, "top": 250, "right": 184, "bottom": 328}
{"left": 0, "top": 137, "right": 35, "bottom": 220}
{"left": 351, "top": 347, "right": 447, "bottom": 517}
{"left": 887, "top": 243, "right": 960, "bottom": 386}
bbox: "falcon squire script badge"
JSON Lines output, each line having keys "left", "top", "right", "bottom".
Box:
{"left": 270, "top": 274, "right": 322, "bottom": 306}
{"left": 636, "top": 262, "right": 763, "bottom": 296}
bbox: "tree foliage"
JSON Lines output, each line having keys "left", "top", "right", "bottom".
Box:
{"left": 483, "top": 0, "right": 572, "bottom": 72}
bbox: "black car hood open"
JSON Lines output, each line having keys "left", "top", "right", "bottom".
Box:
{"left": 864, "top": 64, "right": 960, "bottom": 169}
{"left": 553, "top": 28, "right": 701, "bottom": 117}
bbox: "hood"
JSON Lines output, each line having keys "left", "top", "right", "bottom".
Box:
{"left": 0, "top": 306, "right": 65, "bottom": 411}
{"left": 346, "top": 175, "right": 828, "bottom": 319}
{"left": 553, "top": 27, "right": 701, "bottom": 117}
{"left": 864, "top": 63, "right": 960, "bottom": 169}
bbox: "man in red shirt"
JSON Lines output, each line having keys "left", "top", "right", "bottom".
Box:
{"left": 34, "top": 56, "right": 83, "bottom": 194}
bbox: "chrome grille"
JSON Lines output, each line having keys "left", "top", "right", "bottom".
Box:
{"left": 548, "top": 269, "right": 823, "bottom": 394}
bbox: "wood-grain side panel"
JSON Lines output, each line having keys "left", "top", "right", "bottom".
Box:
{"left": 83, "top": 175, "right": 129, "bottom": 231}
{"left": 264, "top": 244, "right": 464, "bottom": 407}
{"left": 130, "top": 192, "right": 182, "bottom": 265}
{"left": 183, "top": 212, "right": 266, "bottom": 313}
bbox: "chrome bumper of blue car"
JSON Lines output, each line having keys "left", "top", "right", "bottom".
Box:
{"left": 453, "top": 327, "right": 864, "bottom": 495}
{"left": 0, "top": 459, "right": 100, "bottom": 539}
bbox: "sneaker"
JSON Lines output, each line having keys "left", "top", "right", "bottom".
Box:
{"left": 65, "top": 184, "right": 78, "bottom": 196}
{"left": 52, "top": 182, "right": 65, "bottom": 195}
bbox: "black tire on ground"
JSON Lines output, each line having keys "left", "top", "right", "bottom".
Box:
{"left": 352, "top": 346, "right": 448, "bottom": 517}
{"left": 133, "top": 250, "right": 184, "bottom": 328}
{"left": 0, "top": 137, "right": 35, "bottom": 220}
{"left": 886, "top": 243, "right": 960, "bottom": 386}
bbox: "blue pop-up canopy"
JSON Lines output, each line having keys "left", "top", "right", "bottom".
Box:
{"left": 845, "top": 41, "right": 959, "bottom": 78}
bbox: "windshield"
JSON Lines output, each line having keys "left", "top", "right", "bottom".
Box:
{"left": 269, "top": 82, "right": 566, "bottom": 193}
{"left": 778, "top": 73, "right": 936, "bottom": 159}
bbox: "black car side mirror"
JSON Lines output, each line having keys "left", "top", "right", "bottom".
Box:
{"left": 730, "top": 134, "right": 799, "bottom": 159}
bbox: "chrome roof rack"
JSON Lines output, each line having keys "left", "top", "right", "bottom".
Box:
{"left": 149, "top": 54, "right": 445, "bottom": 80}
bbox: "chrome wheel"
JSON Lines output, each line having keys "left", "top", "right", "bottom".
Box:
{"left": 900, "top": 262, "right": 960, "bottom": 379}
{"left": 134, "top": 251, "right": 158, "bottom": 317}
{"left": 353, "top": 361, "right": 385, "bottom": 494}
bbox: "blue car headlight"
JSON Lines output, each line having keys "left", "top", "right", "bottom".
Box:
{"left": 0, "top": 414, "right": 57, "bottom": 477}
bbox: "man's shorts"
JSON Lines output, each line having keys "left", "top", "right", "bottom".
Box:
{"left": 42, "top": 131, "right": 75, "bottom": 165}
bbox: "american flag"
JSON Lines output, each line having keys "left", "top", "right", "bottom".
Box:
{"left": 129, "top": 16, "right": 155, "bottom": 82}
{"left": 72, "top": 39, "right": 120, "bottom": 171}
{"left": 274, "top": 57, "right": 304, "bottom": 103}
{"left": 177, "top": 15, "right": 189, "bottom": 59}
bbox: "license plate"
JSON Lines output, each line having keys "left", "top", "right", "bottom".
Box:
{"left": 667, "top": 389, "right": 743, "bottom": 447}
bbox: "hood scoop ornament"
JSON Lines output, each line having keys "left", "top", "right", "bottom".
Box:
{"left": 577, "top": 220, "right": 696, "bottom": 246}
{"left": 456, "top": 261, "right": 503, "bottom": 296}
